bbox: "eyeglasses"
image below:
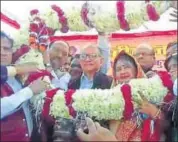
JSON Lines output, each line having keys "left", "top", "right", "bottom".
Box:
{"left": 79, "top": 54, "right": 100, "bottom": 60}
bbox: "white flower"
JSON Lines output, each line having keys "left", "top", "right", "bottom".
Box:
{"left": 15, "top": 49, "right": 46, "bottom": 85}
{"left": 15, "top": 49, "right": 45, "bottom": 70}
{"left": 49, "top": 74, "right": 168, "bottom": 120}
{"left": 72, "top": 88, "right": 125, "bottom": 120}
{"left": 129, "top": 75, "right": 168, "bottom": 106}
{"left": 49, "top": 90, "right": 70, "bottom": 119}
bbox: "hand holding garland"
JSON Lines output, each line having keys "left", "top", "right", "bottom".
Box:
{"left": 138, "top": 92, "right": 163, "bottom": 120}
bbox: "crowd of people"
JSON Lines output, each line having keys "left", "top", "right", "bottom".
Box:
{"left": 0, "top": 27, "right": 177, "bottom": 142}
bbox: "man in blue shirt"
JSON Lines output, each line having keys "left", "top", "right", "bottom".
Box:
{"left": 68, "top": 40, "right": 112, "bottom": 89}
{"left": 46, "top": 33, "right": 111, "bottom": 90}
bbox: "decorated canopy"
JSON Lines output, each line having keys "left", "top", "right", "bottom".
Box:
{"left": 1, "top": 1, "right": 177, "bottom": 48}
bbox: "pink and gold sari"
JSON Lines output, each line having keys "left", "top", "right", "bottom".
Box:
{"left": 110, "top": 51, "right": 146, "bottom": 141}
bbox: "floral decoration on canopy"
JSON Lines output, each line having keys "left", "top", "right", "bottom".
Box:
{"left": 29, "top": 9, "right": 55, "bottom": 52}
{"left": 33, "top": 1, "right": 169, "bottom": 33}
{"left": 13, "top": 1, "right": 170, "bottom": 47}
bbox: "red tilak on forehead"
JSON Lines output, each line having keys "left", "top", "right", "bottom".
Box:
{"left": 141, "top": 53, "right": 145, "bottom": 56}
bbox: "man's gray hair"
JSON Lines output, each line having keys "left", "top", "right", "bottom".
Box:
{"left": 136, "top": 43, "right": 155, "bottom": 55}
{"left": 81, "top": 44, "right": 102, "bottom": 57}
{"left": 49, "top": 40, "right": 70, "bottom": 49}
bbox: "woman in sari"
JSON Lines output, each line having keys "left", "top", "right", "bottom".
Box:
{"left": 109, "top": 50, "right": 164, "bottom": 141}
{"left": 77, "top": 50, "right": 167, "bottom": 141}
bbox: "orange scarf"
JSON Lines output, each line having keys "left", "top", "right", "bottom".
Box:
{"left": 112, "top": 50, "right": 146, "bottom": 86}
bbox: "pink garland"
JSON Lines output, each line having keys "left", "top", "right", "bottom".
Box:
{"left": 42, "top": 88, "right": 59, "bottom": 124}
{"left": 12, "top": 44, "right": 30, "bottom": 63}
{"left": 116, "top": 0, "right": 130, "bottom": 31}
{"left": 0, "top": 12, "right": 21, "bottom": 29}
{"left": 29, "top": 9, "right": 55, "bottom": 52}
{"left": 65, "top": 90, "right": 76, "bottom": 117}
{"left": 30, "top": 9, "right": 39, "bottom": 16}
{"left": 121, "top": 84, "right": 134, "bottom": 120}
{"left": 81, "top": 2, "right": 93, "bottom": 28}
{"left": 51, "top": 5, "right": 69, "bottom": 33}
{"left": 145, "top": 0, "right": 160, "bottom": 21}
{"left": 141, "top": 71, "right": 174, "bottom": 141}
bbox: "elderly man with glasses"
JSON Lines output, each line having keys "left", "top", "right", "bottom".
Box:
{"left": 53, "top": 42, "right": 112, "bottom": 142}
{"left": 68, "top": 44, "right": 112, "bottom": 89}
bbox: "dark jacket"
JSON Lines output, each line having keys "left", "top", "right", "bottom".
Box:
{"left": 68, "top": 72, "right": 113, "bottom": 89}
{"left": 1, "top": 65, "right": 8, "bottom": 85}
{"left": 45, "top": 72, "right": 112, "bottom": 142}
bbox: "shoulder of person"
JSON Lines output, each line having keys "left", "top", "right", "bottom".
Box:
{"left": 68, "top": 75, "right": 81, "bottom": 89}
{"left": 94, "top": 72, "right": 113, "bottom": 88}
{"left": 95, "top": 72, "right": 113, "bottom": 80}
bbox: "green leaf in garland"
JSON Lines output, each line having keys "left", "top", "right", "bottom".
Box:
{"left": 41, "top": 9, "right": 61, "bottom": 30}
{"left": 66, "top": 7, "right": 88, "bottom": 32}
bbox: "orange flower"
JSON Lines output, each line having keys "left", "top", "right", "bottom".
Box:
{"left": 39, "top": 45, "right": 47, "bottom": 52}
{"left": 29, "top": 36, "right": 36, "bottom": 44}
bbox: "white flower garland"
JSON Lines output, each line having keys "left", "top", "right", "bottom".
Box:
{"left": 49, "top": 90, "right": 70, "bottom": 119}
{"left": 15, "top": 48, "right": 47, "bottom": 84}
{"left": 49, "top": 75, "right": 168, "bottom": 120}
{"left": 129, "top": 75, "right": 168, "bottom": 107}
{"left": 15, "top": 49, "right": 45, "bottom": 70}
{"left": 72, "top": 88, "right": 125, "bottom": 120}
